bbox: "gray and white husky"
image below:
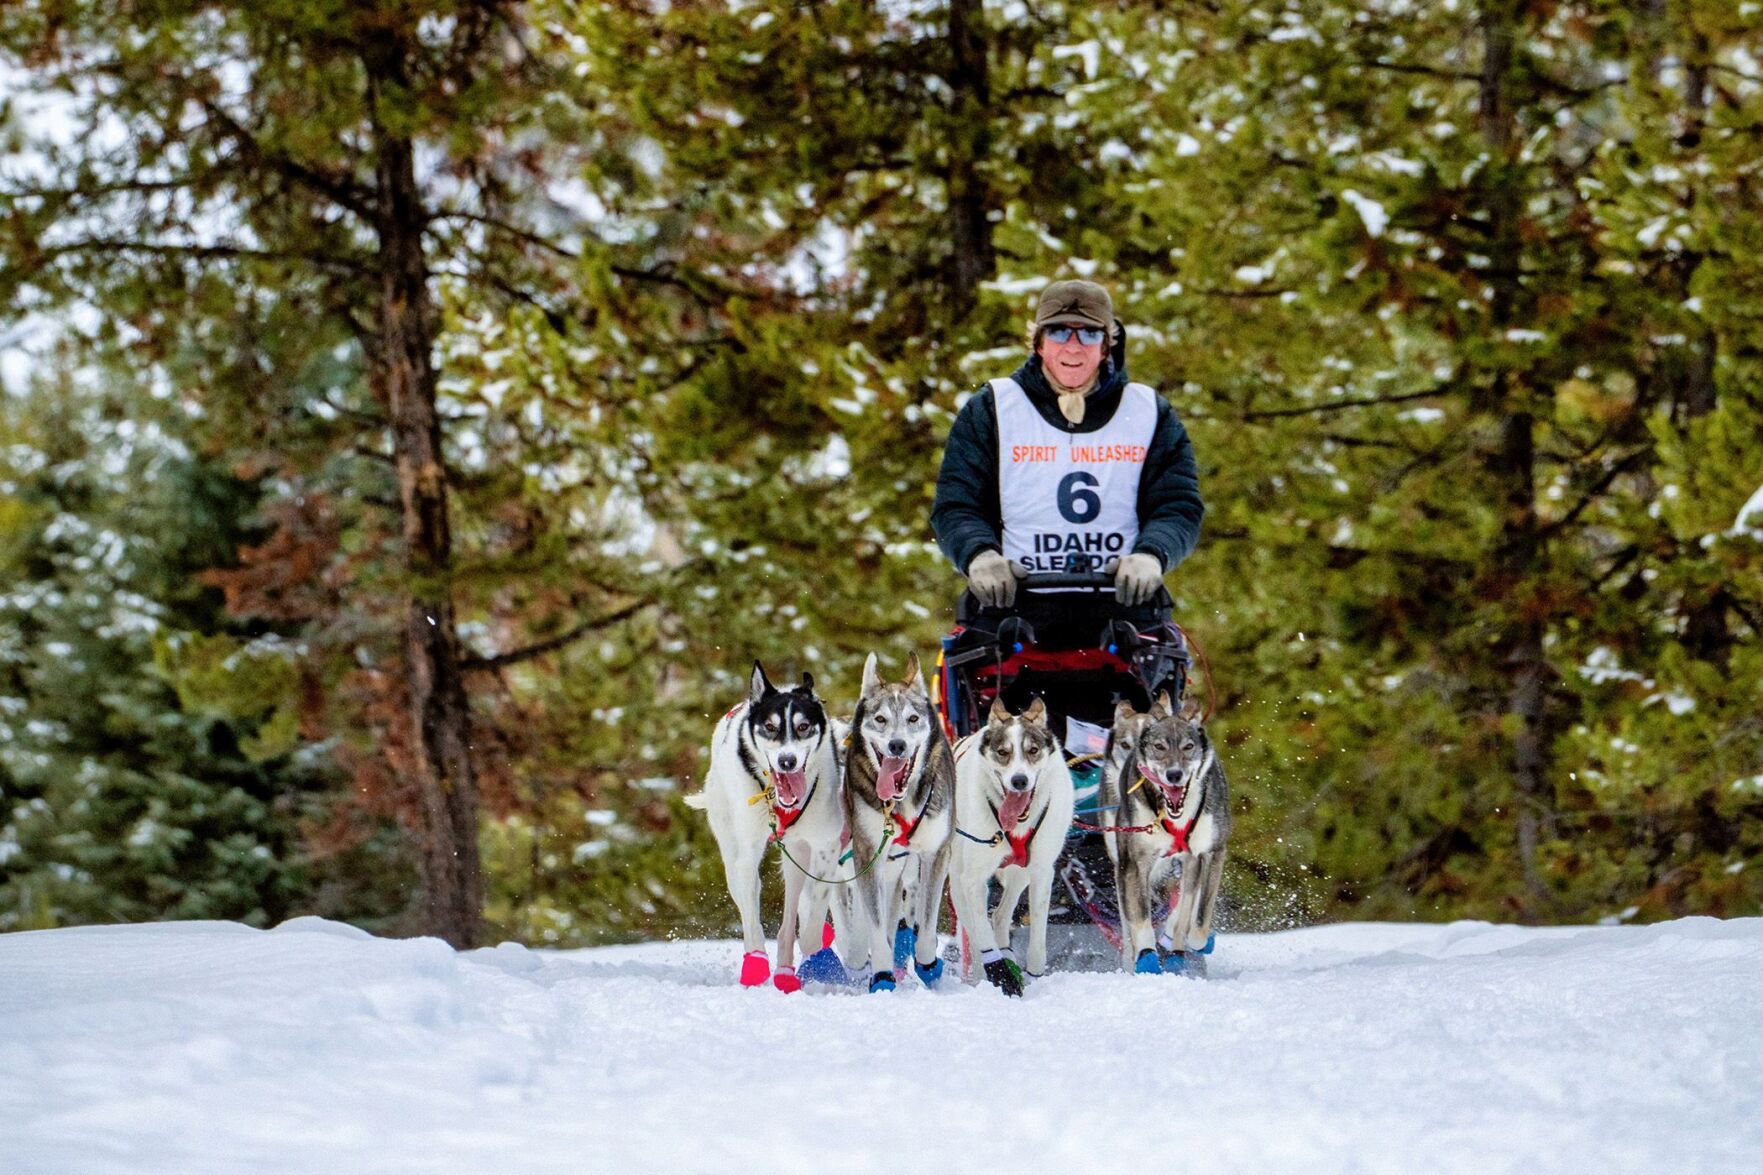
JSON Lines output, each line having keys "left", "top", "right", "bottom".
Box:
{"left": 842, "top": 651, "right": 955, "bottom": 992}
{"left": 1099, "top": 693, "right": 1230, "bottom": 975}
{"left": 949, "top": 697, "right": 1075, "bottom": 997}
{"left": 686, "top": 663, "right": 844, "bottom": 992}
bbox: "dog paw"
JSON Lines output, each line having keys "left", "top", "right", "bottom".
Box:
{"left": 772, "top": 966, "right": 802, "bottom": 994}
{"left": 1159, "top": 951, "right": 1189, "bottom": 976}
{"left": 1134, "top": 949, "right": 1163, "bottom": 975}
{"left": 868, "top": 972, "right": 897, "bottom": 994}
{"left": 1196, "top": 933, "right": 1216, "bottom": 956}
{"left": 739, "top": 950, "right": 771, "bottom": 987}
{"left": 914, "top": 957, "right": 945, "bottom": 988}
{"left": 983, "top": 957, "right": 1025, "bottom": 997}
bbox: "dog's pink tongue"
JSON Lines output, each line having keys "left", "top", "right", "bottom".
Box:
{"left": 772, "top": 768, "right": 807, "bottom": 807}
{"left": 997, "top": 788, "right": 1034, "bottom": 834}
{"left": 876, "top": 756, "right": 909, "bottom": 801}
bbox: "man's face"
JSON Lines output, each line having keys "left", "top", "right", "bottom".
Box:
{"left": 1037, "top": 326, "right": 1105, "bottom": 391}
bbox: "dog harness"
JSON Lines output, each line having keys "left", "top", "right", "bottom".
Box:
{"left": 889, "top": 785, "right": 939, "bottom": 852}
{"left": 957, "top": 800, "right": 1051, "bottom": 868}
{"left": 1072, "top": 762, "right": 1203, "bottom": 855}
{"left": 749, "top": 772, "right": 817, "bottom": 842}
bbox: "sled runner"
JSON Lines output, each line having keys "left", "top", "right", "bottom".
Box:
{"left": 934, "top": 570, "right": 1195, "bottom": 970}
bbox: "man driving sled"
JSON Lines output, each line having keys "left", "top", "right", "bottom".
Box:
{"left": 931, "top": 278, "right": 1204, "bottom": 643}
{"left": 931, "top": 278, "right": 1205, "bottom": 971}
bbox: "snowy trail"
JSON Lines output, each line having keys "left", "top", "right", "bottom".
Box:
{"left": 3, "top": 917, "right": 1760, "bottom": 1174}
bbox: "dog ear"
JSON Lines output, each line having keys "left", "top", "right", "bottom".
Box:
{"left": 1114, "top": 699, "right": 1140, "bottom": 727}
{"left": 1149, "top": 691, "right": 1172, "bottom": 720}
{"left": 861, "top": 652, "right": 880, "bottom": 697}
{"left": 1179, "top": 693, "right": 1203, "bottom": 722}
{"left": 799, "top": 670, "right": 815, "bottom": 696}
{"left": 1022, "top": 696, "right": 1047, "bottom": 725}
{"left": 749, "top": 662, "right": 772, "bottom": 705}
{"left": 902, "top": 651, "right": 923, "bottom": 691}
{"left": 988, "top": 696, "right": 1013, "bottom": 725}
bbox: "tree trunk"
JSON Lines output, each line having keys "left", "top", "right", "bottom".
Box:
{"left": 1479, "top": 2, "right": 1554, "bottom": 909}
{"left": 366, "top": 44, "right": 483, "bottom": 949}
{"left": 945, "top": 0, "right": 996, "bottom": 318}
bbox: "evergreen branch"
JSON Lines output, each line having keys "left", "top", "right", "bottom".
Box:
{"left": 1, "top": 175, "right": 217, "bottom": 202}
{"left": 351, "top": 444, "right": 396, "bottom": 465}
{"left": 446, "top": 267, "right": 573, "bottom": 336}
{"left": 1192, "top": 286, "right": 1298, "bottom": 301}
{"left": 1322, "top": 543, "right": 1474, "bottom": 574}
{"left": 1728, "top": 596, "right": 1762, "bottom": 638}
{"left": 432, "top": 210, "right": 580, "bottom": 259}
{"left": 610, "top": 260, "right": 792, "bottom": 309}
{"left": 1540, "top": 447, "right": 1654, "bottom": 540}
{"left": 1210, "top": 526, "right": 1476, "bottom": 574}
{"left": 1320, "top": 432, "right": 1424, "bottom": 454}
{"left": 319, "top": 392, "right": 388, "bottom": 428}
{"left": 32, "top": 238, "right": 369, "bottom": 272}
{"left": 1517, "top": 64, "right": 1631, "bottom": 104}
{"left": 460, "top": 599, "right": 654, "bottom": 672}
{"left": 1710, "top": 63, "right": 1763, "bottom": 86}
{"left": 1358, "top": 58, "right": 1479, "bottom": 84}
{"left": 1589, "top": 544, "right": 1641, "bottom": 592}
{"left": 195, "top": 97, "right": 379, "bottom": 223}
{"left": 1231, "top": 387, "right": 1449, "bottom": 421}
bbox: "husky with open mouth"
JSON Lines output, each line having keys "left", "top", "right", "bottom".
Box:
{"left": 687, "top": 663, "right": 844, "bottom": 991}
{"left": 842, "top": 652, "right": 955, "bottom": 992}
{"left": 1103, "top": 692, "right": 1230, "bottom": 975}
{"left": 948, "top": 697, "right": 1075, "bottom": 996}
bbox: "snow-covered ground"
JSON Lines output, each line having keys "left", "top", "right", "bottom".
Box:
{"left": 3, "top": 917, "right": 1760, "bottom": 1174}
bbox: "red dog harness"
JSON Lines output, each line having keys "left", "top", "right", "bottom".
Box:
{"left": 1074, "top": 763, "right": 1202, "bottom": 857}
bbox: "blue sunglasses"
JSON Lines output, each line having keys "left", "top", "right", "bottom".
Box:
{"left": 1044, "top": 325, "right": 1107, "bottom": 346}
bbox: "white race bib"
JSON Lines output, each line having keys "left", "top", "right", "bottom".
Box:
{"left": 992, "top": 377, "right": 1157, "bottom": 584}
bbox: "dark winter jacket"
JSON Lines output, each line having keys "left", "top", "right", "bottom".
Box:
{"left": 931, "top": 326, "right": 1204, "bottom": 576}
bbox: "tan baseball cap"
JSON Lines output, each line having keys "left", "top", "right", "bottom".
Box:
{"left": 1035, "top": 279, "right": 1114, "bottom": 331}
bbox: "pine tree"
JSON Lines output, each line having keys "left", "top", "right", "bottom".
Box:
{"left": 1107, "top": 0, "right": 1763, "bottom": 921}
{"left": 0, "top": 362, "right": 351, "bottom": 930}
{"left": 0, "top": 1, "right": 654, "bottom": 944}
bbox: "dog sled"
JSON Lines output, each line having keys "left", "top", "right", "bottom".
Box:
{"left": 934, "top": 569, "right": 1197, "bottom": 972}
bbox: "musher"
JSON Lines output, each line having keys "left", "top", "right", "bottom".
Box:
{"left": 931, "top": 278, "right": 1204, "bottom": 649}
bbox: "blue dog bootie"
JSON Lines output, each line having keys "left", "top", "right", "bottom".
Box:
{"left": 914, "top": 956, "right": 945, "bottom": 988}
{"left": 797, "top": 946, "right": 851, "bottom": 987}
{"left": 892, "top": 923, "right": 915, "bottom": 973}
{"left": 868, "top": 971, "right": 897, "bottom": 993}
{"left": 1134, "top": 948, "right": 1163, "bottom": 975}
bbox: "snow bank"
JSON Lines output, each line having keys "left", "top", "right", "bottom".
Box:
{"left": 3, "top": 916, "right": 1760, "bottom": 1173}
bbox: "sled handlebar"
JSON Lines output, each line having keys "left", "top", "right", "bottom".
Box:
{"left": 1019, "top": 571, "right": 1117, "bottom": 590}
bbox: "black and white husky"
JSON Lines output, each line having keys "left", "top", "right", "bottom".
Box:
{"left": 948, "top": 697, "right": 1075, "bottom": 997}
{"left": 1099, "top": 693, "right": 1231, "bottom": 975}
{"left": 686, "top": 663, "right": 844, "bottom": 991}
{"left": 842, "top": 652, "right": 955, "bottom": 992}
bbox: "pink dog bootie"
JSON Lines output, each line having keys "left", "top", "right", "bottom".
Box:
{"left": 772, "top": 965, "right": 801, "bottom": 994}
{"left": 739, "top": 950, "right": 771, "bottom": 987}
{"left": 821, "top": 920, "right": 836, "bottom": 949}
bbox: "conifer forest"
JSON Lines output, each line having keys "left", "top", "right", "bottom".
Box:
{"left": 2, "top": 1, "right": 1760, "bottom": 949}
